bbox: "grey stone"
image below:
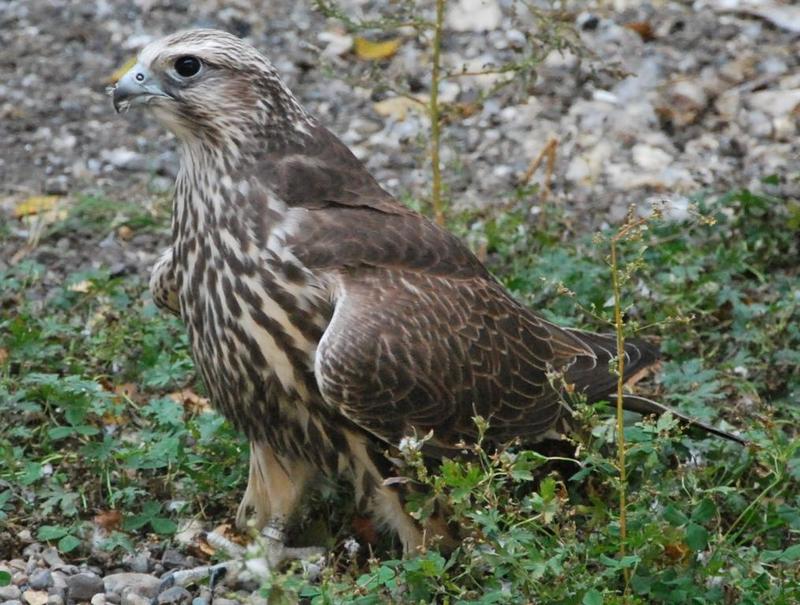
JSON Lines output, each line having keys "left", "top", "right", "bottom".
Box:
{"left": 122, "top": 551, "right": 151, "bottom": 575}
{"left": 46, "top": 596, "right": 63, "bottom": 605}
{"left": 27, "top": 570, "right": 52, "bottom": 591}
{"left": 103, "top": 573, "right": 160, "bottom": 599}
{"left": 0, "top": 586, "right": 22, "bottom": 601}
{"left": 16, "top": 530, "right": 33, "bottom": 544}
{"left": 21, "top": 543, "right": 43, "bottom": 558}
{"left": 156, "top": 587, "right": 191, "bottom": 605}
{"left": 120, "top": 593, "right": 149, "bottom": 605}
{"left": 39, "top": 549, "right": 64, "bottom": 570}
{"left": 161, "top": 550, "right": 188, "bottom": 570}
{"left": 101, "top": 148, "right": 147, "bottom": 171}
{"left": 66, "top": 573, "right": 104, "bottom": 602}
{"left": 44, "top": 175, "right": 69, "bottom": 195}
{"left": 48, "top": 571, "right": 67, "bottom": 594}
{"left": 0, "top": 600, "right": 23, "bottom": 605}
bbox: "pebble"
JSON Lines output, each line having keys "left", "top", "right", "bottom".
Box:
{"left": 120, "top": 593, "right": 149, "bottom": 605}
{"left": 0, "top": 586, "right": 22, "bottom": 601}
{"left": 66, "top": 573, "right": 104, "bottom": 602}
{"left": 747, "top": 89, "right": 800, "bottom": 118}
{"left": 632, "top": 144, "right": 673, "bottom": 171}
{"left": 446, "top": 0, "right": 502, "bottom": 31}
{"left": 100, "top": 148, "right": 147, "bottom": 172}
{"left": 103, "top": 573, "right": 161, "bottom": 599}
{"left": 156, "top": 587, "right": 192, "bottom": 605}
{"left": 44, "top": 176, "right": 69, "bottom": 196}
{"left": 21, "top": 545, "right": 42, "bottom": 559}
{"left": 27, "top": 570, "right": 52, "bottom": 591}
{"left": 21, "top": 590, "right": 48, "bottom": 605}
{"left": 121, "top": 552, "right": 150, "bottom": 575}
{"left": 161, "top": 550, "right": 189, "bottom": 570}
{"left": 39, "top": 551, "right": 63, "bottom": 570}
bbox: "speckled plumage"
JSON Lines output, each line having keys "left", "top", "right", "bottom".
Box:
{"left": 113, "top": 29, "right": 735, "bottom": 553}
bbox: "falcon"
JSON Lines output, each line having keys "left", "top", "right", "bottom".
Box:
{"left": 112, "top": 29, "right": 741, "bottom": 563}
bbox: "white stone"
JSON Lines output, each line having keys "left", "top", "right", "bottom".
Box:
{"left": 318, "top": 31, "right": 352, "bottom": 57}
{"left": 747, "top": 89, "right": 800, "bottom": 118}
{"left": 446, "top": 0, "right": 502, "bottom": 32}
{"left": 103, "top": 573, "right": 160, "bottom": 599}
{"left": 632, "top": 144, "right": 673, "bottom": 171}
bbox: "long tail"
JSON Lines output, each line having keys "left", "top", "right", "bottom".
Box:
{"left": 621, "top": 394, "right": 746, "bottom": 445}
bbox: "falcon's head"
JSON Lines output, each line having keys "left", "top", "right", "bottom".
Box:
{"left": 112, "top": 29, "right": 311, "bottom": 144}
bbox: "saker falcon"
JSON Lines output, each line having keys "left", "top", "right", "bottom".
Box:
{"left": 112, "top": 29, "right": 742, "bottom": 562}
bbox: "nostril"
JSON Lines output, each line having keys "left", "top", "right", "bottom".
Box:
{"left": 135, "top": 72, "right": 145, "bottom": 82}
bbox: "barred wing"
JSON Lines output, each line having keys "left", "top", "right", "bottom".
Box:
{"left": 314, "top": 268, "right": 597, "bottom": 449}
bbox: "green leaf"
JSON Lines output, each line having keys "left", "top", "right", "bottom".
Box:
{"left": 58, "top": 534, "right": 81, "bottom": 553}
{"left": 19, "top": 461, "right": 43, "bottom": 486}
{"left": 540, "top": 477, "right": 556, "bottom": 501}
{"left": 631, "top": 573, "right": 652, "bottom": 595}
{"left": 685, "top": 523, "right": 708, "bottom": 551}
{"left": 663, "top": 505, "right": 689, "bottom": 526}
{"left": 48, "top": 426, "right": 75, "bottom": 440}
{"left": 583, "top": 588, "right": 603, "bottom": 605}
{"left": 0, "top": 570, "right": 10, "bottom": 586}
{"left": 37, "top": 525, "right": 68, "bottom": 540}
{"left": 691, "top": 498, "right": 716, "bottom": 524}
{"left": 779, "top": 544, "right": 800, "bottom": 563}
{"left": 150, "top": 517, "right": 177, "bottom": 535}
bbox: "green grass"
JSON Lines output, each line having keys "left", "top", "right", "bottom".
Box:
{"left": 1, "top": 183, "right": 798, "bottom": 603}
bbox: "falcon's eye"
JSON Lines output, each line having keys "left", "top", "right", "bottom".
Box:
{"left": 174, "top": 56, "right": 202, "bottom": 78}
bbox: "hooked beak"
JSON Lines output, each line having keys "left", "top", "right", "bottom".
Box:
{"left": 111, "top": 63, "right": 170, "bottom": 113}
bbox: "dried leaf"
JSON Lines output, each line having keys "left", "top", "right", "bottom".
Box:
{"left": 624, "top": 21, "right": 655, "bottom": 42}
{"left": 68, "top": 280, "right": 93, "bottom": 293}
{"left": 168, "top": 389, "right": 212, "bottom": 414}
{"left": 0, "top": 348, "right": 8, "bottom": 365}
{"left": 372, "top": 96, "right": 428, "bottom": 121}
{"left": 352, "top": 515, "right": 379, "bottom": 545}
{"left": 108, "top": 56, "right": 138, "bottom": 84}
{"left": 117, "top": 225, "right": 134, "bottom": 240}
{"left": 212, "top": 523, "right": 244, "bottom": 545}
{"left": 663, "top": 541, "right": 689, "bottom": 562}
{"left": 94, "top": 510, "right": 123, "bottom": 531}
{"left": 13, "top": 195, "right": 61, "bottom": 218}
{"left": 354, "top": 37, "right": 401, "bottom": 61}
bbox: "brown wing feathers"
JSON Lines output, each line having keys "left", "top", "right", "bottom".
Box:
{"left": 254, "top": 102, "right": 741, "bottom": 446}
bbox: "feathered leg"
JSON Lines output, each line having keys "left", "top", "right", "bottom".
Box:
{"left": 149, "top": 248, "right": 180, "bottom": 316}
{"left": 341, "top": 431, "right": 424, "bottom": 555}
{"left": 237, "top": 441, "right": 321, "bottom": 567}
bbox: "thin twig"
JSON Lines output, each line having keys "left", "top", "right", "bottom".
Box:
{"left": 429, "top": 0, "right": 446, "bottom": 225}
{"left": 519, "top": 137, "right": 558, "bottom": 226}
{"left": 609, "top": 234, "right": 630, "bottom": 597}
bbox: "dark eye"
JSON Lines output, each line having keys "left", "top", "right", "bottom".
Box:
{"left": 174, "top": 56, "right": 201, "bottom": 78}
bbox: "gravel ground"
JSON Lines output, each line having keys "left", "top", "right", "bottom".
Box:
{"left": 1, "top": 0, "right": 799, "bottom": 602}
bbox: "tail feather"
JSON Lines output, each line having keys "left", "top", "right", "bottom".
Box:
{"left": 621, "top": 394, "right": 746, "bottom": 445}
{"left": 565, "top": 330, "right": 660, "bottom": 402}
{"left": 561, "top": 329, "right": 744, "bottom": 444}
